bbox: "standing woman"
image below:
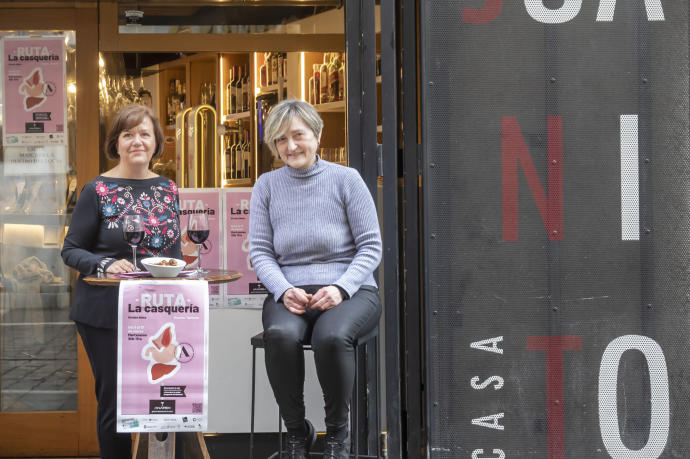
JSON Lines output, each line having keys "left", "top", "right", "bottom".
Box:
{"left": 250, "top": 99, "right": 382, "bottom": 459}
{"left": 62, "top": 104, "right": 182, "bottom": 458}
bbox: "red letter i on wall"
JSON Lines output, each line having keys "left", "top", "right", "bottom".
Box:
{"left": 502, "top": 116, "right": 563, "bottom": 241}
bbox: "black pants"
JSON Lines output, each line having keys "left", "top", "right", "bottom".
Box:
{"left": 262, "top": 285, "right": 381, "bottom": 433}
{"left": 76, "top": 322, "right": 132, "bottom": 459}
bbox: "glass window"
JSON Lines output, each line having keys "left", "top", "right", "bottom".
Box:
{"left": 0, "top": 30, "right": 77, "bottom": 412}
{"left": 115, "top": 3, "right": 343, "bottom": 34}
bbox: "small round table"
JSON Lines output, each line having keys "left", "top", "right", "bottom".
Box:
{"left": 83, "top": 269, "right": 242, "bottom": 286}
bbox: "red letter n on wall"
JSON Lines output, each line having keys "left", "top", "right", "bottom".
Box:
{"left": 502, "top": 116, "right": 563, "bottom": 241}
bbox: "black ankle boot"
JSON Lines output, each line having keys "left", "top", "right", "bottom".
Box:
{"left": 285, "top": 419, "right": 316, "bottom": 459}
{"left": 323, "top": 427, "right": 349, "bottom": 459}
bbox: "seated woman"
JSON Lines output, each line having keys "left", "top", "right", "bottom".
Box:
{"left": 249, "top": 99, "right": 382, "bottom": 459}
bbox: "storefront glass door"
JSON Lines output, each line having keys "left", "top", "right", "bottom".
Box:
{"left": 0, "top": 29, "right": 77, "bottom": 414}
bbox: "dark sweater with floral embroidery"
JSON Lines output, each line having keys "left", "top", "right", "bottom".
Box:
{"left": 62, "top": 176, "right": 182, "bottom": 328}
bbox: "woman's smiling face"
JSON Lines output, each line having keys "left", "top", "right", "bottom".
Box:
{"left": 117, "top": 116, "right": 156, "bottom": 168}
{"left": 274, "top": 116, "right": 320, "bottom": 170}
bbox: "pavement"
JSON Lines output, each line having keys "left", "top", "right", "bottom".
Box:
{"left": 0, "top": 290, "right": 78, "bottom": 412}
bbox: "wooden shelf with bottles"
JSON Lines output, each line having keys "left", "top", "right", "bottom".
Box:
{"left": 219, "top": 52, "right": 254, "bottom": 187}
{"left": 302, "top": 51, "right": 348, "bottom": 166}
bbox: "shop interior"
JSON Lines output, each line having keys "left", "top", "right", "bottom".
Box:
{"left": 0, "top": 1, "right": 383, "bottom": 456}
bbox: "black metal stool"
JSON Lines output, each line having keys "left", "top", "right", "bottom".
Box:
{"left": 249, "top": 328, "right": 381, "bottom": 458}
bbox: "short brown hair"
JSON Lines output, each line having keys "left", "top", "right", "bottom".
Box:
{"left": 104, "top": 104, "right": 165, "bottom": 160}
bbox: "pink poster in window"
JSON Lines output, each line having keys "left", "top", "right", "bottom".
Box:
{"left": 1, "top": 36, "right": 67, "bottom": 146}
{"left": 179, "top": 188, "right": 223, "bottom": 307}
{"left": 117, "top": 279, "right": 209, "bottom": 433}
{"left": 224, "top": 188, "right": 267, "bottom": 309}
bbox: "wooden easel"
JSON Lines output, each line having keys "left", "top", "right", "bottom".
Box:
{"left": 132, "top": 432, "right": 210, "bottom": 459}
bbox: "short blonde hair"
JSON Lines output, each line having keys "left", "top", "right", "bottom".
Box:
{"left": 263, "top": 99, "right": 323, "bottom": 158}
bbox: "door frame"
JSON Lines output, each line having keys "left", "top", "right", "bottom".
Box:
{"left": 0, "top": 3, "right": 100, "bottom": 457}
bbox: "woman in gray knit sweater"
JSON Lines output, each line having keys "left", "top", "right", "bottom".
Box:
{"left": 249, "top": 99, "right": 382, "bottom": 459}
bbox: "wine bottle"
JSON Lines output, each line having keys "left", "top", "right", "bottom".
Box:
{"left": 224, "top": 135, "right": 232, "bottom": 180}
{"left": 338, "top": 53, "right": 346, "bottom": 102}
{"left": 313, "top": 64, "right": 321, "bottom": 105}
{"left": 242, "top": 64, "right": 250, "bottom": 112}
{"left": 225, "top": 67, "right": 234, "bottom": 115}
{"left": 319, "top": 54, "right": 329, "bottom": 103}
{"left": 308, "top": 75, "right": 315, "bottom": 105}
{"left": 236, "top": 66, "right": 244, "bottom": 114}
{"left": 277, "top": 53, "right": 284, "bottom": 83}
{"left": 260, "top": 56, "right": 267, "bottom": 87}
{"left": 230, "top": 66, "right": 239, "bottom": 113}
{"left": 329, "top": 53, "right": 339, "bottom": 103}
{"left": 271, "top": 52, "right": 279, "bottom": 86}
{"left": 230, "top": 131, "right": 239, "bottom": 179}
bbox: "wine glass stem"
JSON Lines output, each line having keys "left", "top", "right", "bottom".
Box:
{"left": 197, "top": 244, "right": 203, "bottom": 274}
{"left": 131, "top": 245, "right": 138, "bottom": 271}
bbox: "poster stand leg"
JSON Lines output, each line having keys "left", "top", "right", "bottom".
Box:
{"left": 132, "top": 432, "right": 209, "bottom": 459}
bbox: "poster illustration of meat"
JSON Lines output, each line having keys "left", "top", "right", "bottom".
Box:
{"left": 1, "top": 36, "right": 66, "bottom": 147}
{"left": 117, "top": 280, "right": 209, "bottom": 433}
{"left": 224, "top": 188, "right": 267, "bottom": 309}
{"left": 179, "top": 188, "right": 223, "bottom": 307}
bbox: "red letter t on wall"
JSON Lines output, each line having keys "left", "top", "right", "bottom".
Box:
{"left": 527, "top": 336, "right": 583, "bottom": 459}
{"left": 502, "top": 116, "right": 563, "bottom": 241}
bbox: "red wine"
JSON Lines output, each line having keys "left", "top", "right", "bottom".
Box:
{"left": 187, "top": 229, "right": 209, "bottom": 244}
{"left": 123, "top": 230, "right": 144, "bottom": 245}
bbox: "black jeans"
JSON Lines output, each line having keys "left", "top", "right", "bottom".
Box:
{"left": 76, "top": 322, "right": 132, "bottom": 459}
{"left": 262, "top": 285, "right": 381, "bottom": 433}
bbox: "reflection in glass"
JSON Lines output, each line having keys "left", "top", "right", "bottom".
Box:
{"left": 116, "top": 4, "right": 343, "bottom": 35}
{"left": 0, "top": 30, "right": 77, "bottom": 412}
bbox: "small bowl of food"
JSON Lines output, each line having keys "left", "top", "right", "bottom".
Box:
{"left": 140, "top": 257, "right": 187, "bottom": 278}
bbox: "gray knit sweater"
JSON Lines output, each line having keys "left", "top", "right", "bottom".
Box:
{"left": 249, "top": 158, "right": 382, "bottom": 302}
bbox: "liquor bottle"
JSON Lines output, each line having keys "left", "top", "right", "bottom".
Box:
{"left": 271, "top": 52, "right": 279, "bottom": 86}
{"left": 313, "top": 64, "right": 320, "bottom": 105}
{"left": 242, "top": 64, "right": 250, "bottom": 112}
{"left": 177, "top": 79, "right": 186, "bottom": 111}
{"left": 264, "top": 53, "right": 271, "bottom": 85}
{"left": 308, "top": 74, "right": 315, "bottom": 105}
{"left": 277, "top": 53, "right": 284, "bottom": 83}
{"left": 230, "top": 131, "right": 239, "bottom": 179}
{"left": 235, "top": 66, "right": 243, "bottom": 114}
{"left": 283, "top": 53, "right": 288, "bottom": 81}
{"left": 329, "top": 53, "right": 339, "bottom": 103}
{"left": 167, "top": 79, "right": 176, "bottom": 125}
{"left": 224, "top": 133, "right": 233, "bottom": 180}
{"left": 235, "top": 131, "right": 245, "bottom": 179}
{"left": 244, "top": 129, "right": 251, "bottom": 179}
{"left": 338, "top": 53, "right": 346, "bottom": 101}
{"left": 225, "top": 66, "right": 234, "bottom": 115}
{"left": 240, "top": 129, "right": 248, "bottom": 179}
{"left": 230, "top": 66, "right": 239, "bottom": 113}
{"left": 319, "top": 54, "right": 329, "bottom": 104}
{"left": 260, "top": 55, "right": 267, "bottom": 87}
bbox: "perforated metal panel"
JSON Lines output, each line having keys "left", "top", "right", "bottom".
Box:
{"left": 421, "top": 1, "right": 689, "bottom": 457}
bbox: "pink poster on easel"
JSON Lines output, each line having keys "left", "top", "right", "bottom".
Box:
{"left": 1, "top": 36, "right": 66, "bottom": 147}
{"left": 224, "top": 188, "right": 267, "bottom": 309}
{"left": 179, "top": 188, "right": 223, "bottom": 307}
{"left": 117, "top": 279, "right": 208, "bottom": 433}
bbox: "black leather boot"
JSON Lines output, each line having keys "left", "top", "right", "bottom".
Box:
{"left": 284, "top": 419, "right": 317, "bottom": 459}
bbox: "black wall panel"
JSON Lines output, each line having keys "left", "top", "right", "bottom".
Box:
{"left": 421, "top": 1, "right": 689, "bottom": 457}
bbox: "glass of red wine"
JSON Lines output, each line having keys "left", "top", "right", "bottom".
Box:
{"left": 122, "top": 214, "right": 144, "bottom": 272}
{"left": 187, "top": 213, "right": 210, "bottom": 275}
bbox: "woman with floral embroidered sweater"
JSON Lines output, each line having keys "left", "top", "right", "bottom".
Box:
{"left": 62, "top": 104, "right": 182, "bottom": 458}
